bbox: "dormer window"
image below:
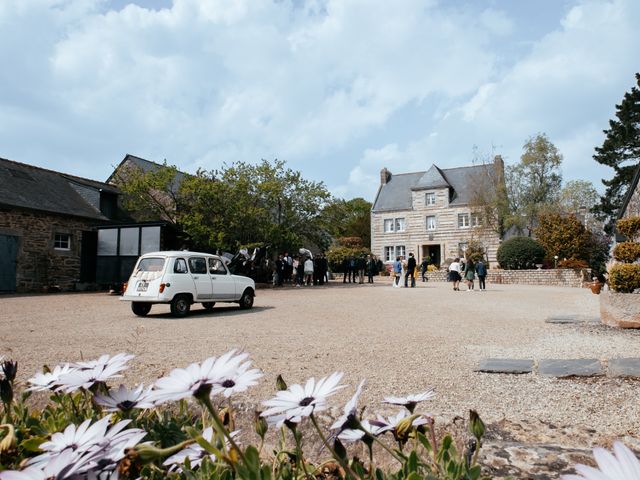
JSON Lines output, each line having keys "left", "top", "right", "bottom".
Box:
{"left": 425, "top": 192, "right": 436, "bottom": 206}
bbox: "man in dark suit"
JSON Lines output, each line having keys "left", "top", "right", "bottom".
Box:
{"left": 405, "top": 253, "right": 417, "bottom": 288}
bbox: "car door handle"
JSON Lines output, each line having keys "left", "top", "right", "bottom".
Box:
{"left": 211, "top": 277, "right": 216, "bottom": 280}
{"left": 193, "top": 276, "right": 199, "bottom": 279}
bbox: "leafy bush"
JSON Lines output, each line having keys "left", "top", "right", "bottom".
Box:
{"left": 465, "top": 240, "right": 486, "bottom": 263}
{"left": 609, "top": 264, "right": 640, "bottom": 293}
{"left": 557, "top": 259, "right": 589, "bottom": 269}
{"left": 496, "top": 237, "right": 546, "bottom": 270}
{"left": 0, "top": 353, "right": 492, "bottom": 480}
{"left": 326, "top": 245, "right": 371, "bottom": 271}
{"left": 532, "top": 213, "right": 591, "bottom": 262}
{"left": 613, "top": 242, "right": 640, "bottom": 263}
{"left": 427, "top": 264, "right": 439, "bottom": 272}
{"left": 617, "top": 217, "right": 640, "bottom": 241}
{"left": 337, "top": 236, "right": 364, "bottom": 248}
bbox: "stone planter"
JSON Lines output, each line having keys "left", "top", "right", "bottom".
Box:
{"left": 600, "top": 290, "right": 640, "bottom": 328}
{"left": 589, "top": 281, "right": 602, "bottom": 294}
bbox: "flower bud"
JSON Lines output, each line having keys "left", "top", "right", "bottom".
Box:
{"left": 468, "top": 410, "right": 485, "bottom": 441}
{"left": 0, "top": 379, "right": 13, "bottom": 405}
{"left": 254, "top": 411, "right": 268, "bottom": 439}
{"left": 1, "top": 361, "right": 17, "bottom": 382}
{"left": 395, "top": 414, "right": 420, "bottom": 439}
{"left": 276, "top": 374, "right": 287, "bottom": 391}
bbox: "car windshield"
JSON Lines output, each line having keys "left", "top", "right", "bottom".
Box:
{"left": 137, "top": 257, "right": 165, "bottom": 272}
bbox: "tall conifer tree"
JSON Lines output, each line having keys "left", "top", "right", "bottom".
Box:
{"left": 593, "top": 73, "right": 640, "bottom": 231}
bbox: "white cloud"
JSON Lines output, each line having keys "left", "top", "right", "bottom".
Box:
{"left": 0, "top": 0, "right": 637, "bottom": 203}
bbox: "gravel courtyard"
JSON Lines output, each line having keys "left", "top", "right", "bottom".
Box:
{"left": 2, "top": 281, "right": 640, "bottom": 449}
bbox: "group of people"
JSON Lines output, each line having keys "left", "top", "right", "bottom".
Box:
{"left": 341, "top": 255, "right": 381, "bottom": 284}
{"left": 274, "top": 252, "right": 329, "bottom": 287}
{"left": 447, "top": 257, "right": 488, "bottom": 291}
{"left": 391, "top": 253, "right": 434, "bottom": 288}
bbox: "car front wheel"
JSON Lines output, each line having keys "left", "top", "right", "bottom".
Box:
{"left": 131, "top": 302, "right": 152, "bottom": 317}
{"left": 239, "top": 290, "right": 254, "bottom": 309}
{"left": 171, "top": 295, "right": 191, "bottom": 317}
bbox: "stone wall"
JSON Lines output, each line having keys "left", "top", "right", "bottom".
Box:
{"left": 0, "top": 207, "right": 93, "bottom": 292}
{"left": 424, "top": 268, "right": 590, "bottom": 288}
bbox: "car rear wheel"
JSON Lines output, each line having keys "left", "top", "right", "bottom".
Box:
{"left": 171, "top": 295, "right": 191, "bottom": 317}
{"left": 239, "top": 289, "right": 254, "bottom": 309}
{"left": 131, "top": 302, "right": 152, "bottom": 317}
{"left": 202, "top": 302, "right": 216, "bottom": 311}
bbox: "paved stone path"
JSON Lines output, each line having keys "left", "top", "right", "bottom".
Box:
{"left": 476, "top": 357, "right": 640, "bottom": 377}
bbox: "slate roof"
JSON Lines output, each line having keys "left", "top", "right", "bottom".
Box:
{"left": 0, "top": 157, "right": 119, "bottom": 220}
{"left": 372, "top": 163, "right": 496, "bottom": 212}
{"left": 107, "top": 154, "right": 186, "bottom": 192}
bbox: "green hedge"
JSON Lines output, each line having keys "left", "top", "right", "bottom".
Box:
{"left": 496, "top": 237, "right": 545, "bottom": 270}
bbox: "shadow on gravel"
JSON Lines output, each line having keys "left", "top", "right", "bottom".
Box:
{"left": 143, "top": 305, "right": 275, "bottom": 320}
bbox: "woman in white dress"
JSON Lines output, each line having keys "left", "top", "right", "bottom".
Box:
{"left": 400, "top": 256, "right": 407, "bottom": 287}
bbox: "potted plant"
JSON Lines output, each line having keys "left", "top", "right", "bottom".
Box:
{"left": 600, "top": 217, "right": 640, "bottom": 328}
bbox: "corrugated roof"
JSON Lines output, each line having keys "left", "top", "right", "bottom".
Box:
{"left": 372, "top": 163, "right": 496, "bottom": 212}
{"left": 0, "top": 157, "right": 118, "bottom": 220}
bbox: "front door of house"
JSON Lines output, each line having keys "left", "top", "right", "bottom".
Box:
{"left": 422, "top": 244, "right": 441, "bottom": 268}
{"left": 0, "top": 234, "right": 19, "bottom": 291}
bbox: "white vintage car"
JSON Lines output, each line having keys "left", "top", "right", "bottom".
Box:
{"left": 121, "top": 251, "right": 256, "bottom": 317}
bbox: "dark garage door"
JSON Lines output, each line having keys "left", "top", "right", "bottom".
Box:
{"left": 0, "top": 234, "right": 18, "bottom": 291}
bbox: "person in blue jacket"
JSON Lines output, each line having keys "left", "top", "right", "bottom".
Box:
{"left": 476, "top": 259, "right": 488, "bottom": 291}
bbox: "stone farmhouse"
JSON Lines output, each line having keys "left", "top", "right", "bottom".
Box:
{"left": 371, "top": 156, "right": 505, "bottom": 267}
{"left": 619, "top": 162, "right": 640, "bottom": 221}
{"left": 0, "top": 157, "right": 123, "bottom": 292}
{"left": 0, "top": 155, "right": 179, "bottom": 293}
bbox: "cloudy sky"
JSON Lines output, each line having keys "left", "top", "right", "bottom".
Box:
{"left": 1, "top": 0, "right": 638, "bottom": 200}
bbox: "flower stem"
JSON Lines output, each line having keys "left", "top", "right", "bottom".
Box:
{"left": 370, "top": 434, "right": 404, "bottom": 464}
{"left": 198, "top": 394, "right": 247, "bottom": 466}
{"left": 310, "top": 414, "right": 361, "bottom": 480}
{"left": 293, "top": 427, "right": 313, "bottom": 480}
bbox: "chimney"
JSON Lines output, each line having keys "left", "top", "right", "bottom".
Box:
{"left": 380, "top": 167, "right": 391, "bottom": 185}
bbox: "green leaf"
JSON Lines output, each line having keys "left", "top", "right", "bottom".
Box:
{"left": 20, "top": 436, "right": 47, "bottom": 452}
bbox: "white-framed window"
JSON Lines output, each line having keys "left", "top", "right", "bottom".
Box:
{"left": 384, "top": 246, "right": 395, "bottom": 262}
{"left": 458, "top": 213, "right": 470, "bottom": 228}
{"left": 459, "top": 242, "right": 468, "bottom": 255}
{"left": 425, "top": 192, "right": 436, "bottom": 206}
{"left": 426, "top": 216, "right": 436, "bottom": 231}
{"left": 384, "top": 217, "right": 406, "bottom": 233}
{"left": 54, "top": 233, "right": 71, "bottom": 250}
{"left": 384, "top": 246, "right": 406, "bottom": 262}
{"left": 471, "top": 213, "right": 482, "bottom": 227}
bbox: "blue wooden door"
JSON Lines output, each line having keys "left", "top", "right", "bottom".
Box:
{"left": 0, "top": 234, "right": 18, "bottom": 291}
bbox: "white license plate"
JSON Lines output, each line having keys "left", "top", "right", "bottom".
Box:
{"left": 137, "top": 281, "right": 148, "bottom": 292}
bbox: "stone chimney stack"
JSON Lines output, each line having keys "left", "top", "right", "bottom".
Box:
{"left": 493, "top": 155, "right": 504, "bottom": 178}
{"left": 380, "top": 167, "right": 391, "bottom": 185}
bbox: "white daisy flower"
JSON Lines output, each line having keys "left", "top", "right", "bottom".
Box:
{"left": 338, "top": 419, "right": 391, "bottom": 443}
{"left": 383, "top": 389, "right": 435, "bottom": 412}
{"left": 562, "top": 441, "right": 640, "bottom": 480}
{"left": 27, "top": 364, "right": 76, "bottom": 392}
{"left": 210, "top": 361, "right": 262, "bottom": 398}
{"left": 261, "top": 372, "right": 345, "bottom": 427}
{"left": 94, "top": 384, "right": 155, "bottom": 412}
{"left": 331, "top": 380, "right": 366, "bottom": 431}
{"left": 0, "top": 449, "right": 97, "bottom": 480}
{"left": 163, "top": 427, "right": 240, "bottom": 471}
{"left": 377, "top": 410, "right": 430, "bottom": 431}
{"left": 28, "top": 416, "right": 145, "bottom": 472}
{"left": 151, "top": 350, "right": 250, "bottom": 404}
{"left": 56, "top": 354, "right": 134, "bottom": 393}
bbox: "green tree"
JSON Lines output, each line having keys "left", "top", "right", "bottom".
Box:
{"left": 320, "top": 197, "right": 372, "bottom": 247}
{"left": 593, "top": 73, "right": 640, "bottom": 231}
{"left": 507, "top": 133, "right": 563, "bottom": 233}
{"left": 560, "top": 180, "right": 599, "bottom": 214}
{"left": 114, "top": 159, "right": 331, "bottom": 253}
